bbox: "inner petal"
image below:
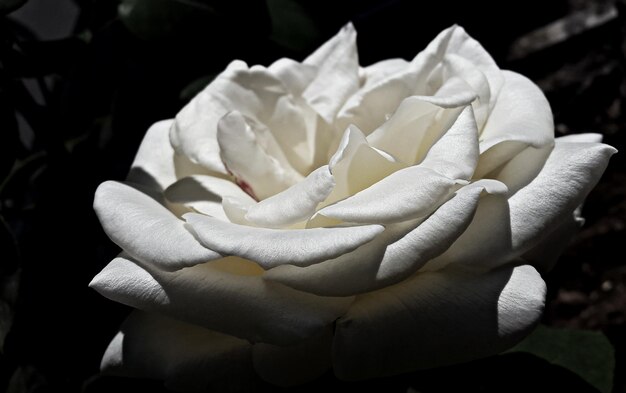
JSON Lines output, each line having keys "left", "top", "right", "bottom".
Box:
{"left": 217, "top": 111, "right": 304, "bottom": 200}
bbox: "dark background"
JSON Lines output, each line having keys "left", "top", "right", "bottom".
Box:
{"left": 0, "top": 0, "right": 624, "bottom": 392}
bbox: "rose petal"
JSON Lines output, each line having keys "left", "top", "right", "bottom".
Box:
{"left": 324, "top": 125, "right": 406, "bottom": 207}
{"left": 521, "top": 209, "right": 584, "bottom": 272}
{"left": 508, "top": 139, "right": 616, "bottom": 254}
{"left": 318, "top": 166, "right": 458, "bottom": 224}
{"left": 252, "top": 326, "right": 333, "bottom": 387}
{"left": 268, "top": 57, "right": 317, "bottom": 96}
{"left": 101, "top": 311, "right": 253, "bottom": 392}
{"left": 126, "top": 119, "right": 177, "bottom": 192}
{"left": 336, "top": 25, "right": 502, "bottom": 135}
{"left": 172, "top": 61, "right": 313, "bottom": 175}
{"left": 332, "top": 264, "right": 545, "bottom": 380}
{"left": 360, "top": 58, "right": 410, "bottom": 90}
{"left": 89, "top": 255, "right": 353, "bottom": 346}
{"left": 184, "top": 213, "right": 384, "bottom": 269}
{"left": 366, "top": 95, "right": 473, "bottom": 166}
{"left": 427, "top": 138, "right": 616, "bottom": 272}
{"left": 164, "top": 175, "right": 255, "bottom": 221}
{"left": 265, "top": 180, "right": 506, "bottom": 296}
{"left": 302, "top": 23, "right": 359, "bottom": 123}
{"left": 420, "top": 105, "right": 479, "bottom": 180}
{"left": 217, "top": 111, "right": 304, "bottom": 200}
{"left": 244, "top": 166, "right": 335, "bottom": 228}
{"left": 93, "top": 181, "right": 220, "bottom": 271}
{"left": 475, "top": 70, "right": 554, "bottom": 178}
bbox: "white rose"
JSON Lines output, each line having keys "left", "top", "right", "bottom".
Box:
{"left": 90, "top": 24, "right": 616, "bottom": 390}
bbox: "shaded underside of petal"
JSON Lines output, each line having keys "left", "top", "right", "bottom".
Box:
{"left": 265, "top": 179, "right": 505, "bottom": 296}
{"left": 332, "top": 264, "right": 545, "bottom": 380}
{"left": 164, "top": 175, "right": 255, "bottom": 221}
{"left": 89, "top": 255, "right": 353, "bottom": 346}
{"left": 252, "top": 326, "right": 333, "bottom": 387}
{"left": 101, "top": 311, "right": 253, "bottom": 392}
{"left": 185, "top": 213, "right": 384, "bottom": 269}
{"left": 94, "top": 181, "right": 220, "bottom": 271}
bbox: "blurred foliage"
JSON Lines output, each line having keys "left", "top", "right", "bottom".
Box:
{"left": 509, "top": 325, "right": 615, "bottom": 393}
{"left": 0, "top": 0, "right": 623, "bottom": 392}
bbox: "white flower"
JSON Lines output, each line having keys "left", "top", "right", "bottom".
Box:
{"left": 90, "top": 24, "right": 616, "bottom": 390}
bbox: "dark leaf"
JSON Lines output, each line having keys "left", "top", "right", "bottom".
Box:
{"left": 0, "top": 90, "right": 18, "bottom": 181}
{"left": 179, "top": 74, "right": 215, "bottom": 102}
{"left": 266, "top": 0, "right": 323, "bottom": 53}
{"left": 508, "top": 324, "right": 615, "bottom": 393}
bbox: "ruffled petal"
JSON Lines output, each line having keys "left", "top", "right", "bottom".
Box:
{"left": 244, "top": 166, "right": 335, "bottom": 228}
{"left": 93, "top": 181, "right": 220, "bottom": 271}
{"left": 336, "top": 25, "right": 502, "bottom": 135}
{"left": 89, "top": 255, "right": 353, "bottom": 346}
{"left": 332, "top": 264, "right": 545, "bottom": 380}
{"left": 101, "top": 311, "right": 253, "bottom": 392}
{"left": 318, "top": 166, "right": 458, "bottom": 224}
{"left": 172, "top": 61, "right": 314, "bottom": 175}
{"left": 366, "top": 95, "right": 473, "bottom": 166}
{"left": 420, "top": 105, "right": 479, "bottom": 180}
{"left": 324, "top": 125, "right": 406, "bottom": 207}
{"left": 184, "top": 213, "right": 384, "bottom": 269}
{"left": 268, "top": 57, "right": 317, "bottom": 96}
{"left": 475, "top": 71, "right": 554, "bottom": 178}
{"left": 265, "top": 180, "right": 506, "bottom": 296}
{"left": 302, "top": 23, "right": 359, "bottom": 123}
{"left": 217, "top": 110, "right": 305, "bottom": 200}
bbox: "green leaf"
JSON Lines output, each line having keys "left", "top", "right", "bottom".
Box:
{"left": 118, "top": 0, "right": 220, "bottom": 41}
{"left": 266, "top": 0, "right": 323, "bottom": 53}
{"left": 0, "top": 0, "right": 27, "bottom": 15}
{"left": 508, "top": 325, "right": 615, "bottom": 393}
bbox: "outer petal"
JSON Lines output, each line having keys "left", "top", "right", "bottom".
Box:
{"left": 126, "top": 119, "right": 177, "bottom": 192}
{"left": 265, "top": 180, "right": 506, "bottom": 296}
{"left": 184, "top": 213, "right": 384, "bottom": 269}
{"left": 475, "top": 70, "right": 554, "bottom": 178}
{"left": 89, "top": 255, "right": 353, "bottom": 346}
{"left": 427, "top": 138, "right": 616, "bottom": 272}
{"left": 508, "top": 140, "right": 616, "bottom": 254}
{"left": 332, "top": 264, "right": 545, "bottom": 380}
{"left": 302, "top": 23, "right": 359, "bottom": 123}
{"left": 101, "top": 311, "right": 253, "bottom": 392}
{"left": 93, "top": 181, "right": 220, "bottom": 271}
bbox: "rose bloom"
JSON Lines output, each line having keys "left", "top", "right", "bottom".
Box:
{"left": 91, "top": 24, "right": 616, "bottom": 390}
